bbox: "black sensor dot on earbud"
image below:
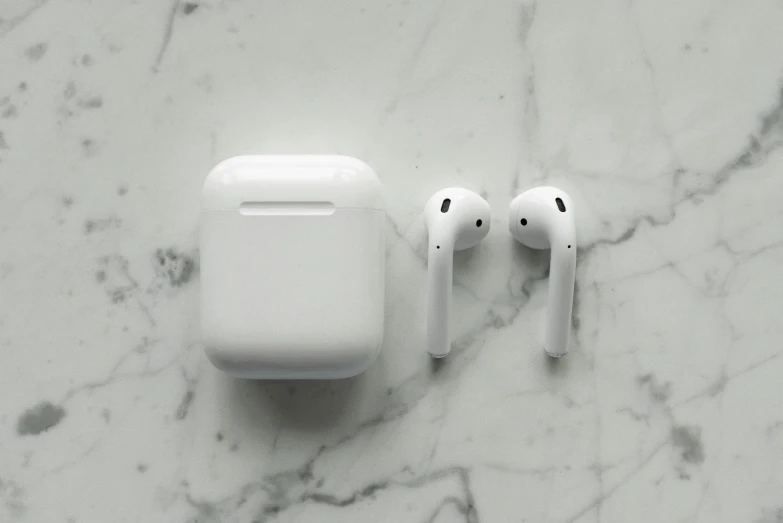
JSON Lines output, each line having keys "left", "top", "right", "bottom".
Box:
{"left": 440, "top": 199, "right": 451, "bottom": 213}
{"left": 521, "top": 218, "right": 527, "bottom": 225}
{"left": 568, "top": 245, "right": 571, "bottom": 248}
{"left": 476, "top": 219, "right": 482, "bottom": 227}
{"left": 555, "top": 197, "right": 566, "bottom": 212}
{"left": 436, "top": 246, "right": 440, "bottom": 249}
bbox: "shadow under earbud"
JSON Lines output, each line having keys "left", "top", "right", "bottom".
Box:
{"left": 543, "top": 351, "right": 570, "bottom": 378}
{"left": 429, "top": 355, "right": 448, "bottom": 374}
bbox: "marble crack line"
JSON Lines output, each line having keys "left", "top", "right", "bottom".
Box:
{"left": 179, "top": 426, "right": 479, "bottom": 521}
{"left": 481, "top": 462, "right": 561, "bottom": 481}
{"left": 677, "top": 85, "right": 783, "bottom": 201}
{"left": 174, "top": 366, "right": 200, "bottom": 420}
{"left": 319, "top": 369, "right": 440, "bottom": 455}
{"left": 420, "top": 267, "right": 548, "bottom": 352}
{"left": 153, "top": 0, "right": 183, "bottom": 72}
{"left": 597, "top": 234, "right": 783, "bottom": 296}
{"left": 518, "top": 1, "right": 538, "bottom": 45}
{"left": 386, "top": 214, "right": 424, "bottom": 263}
{"left": 25, "top": 434, "right": 108, "bottom": 487}
{"left": 720, "top": 239, "right": 783, "bottom": 282}
{"left": 379, "top": 0, "right": 449, "bottom": 117}
{"left": 251, "top": 465, "right": 478, "bottom": 522}
{"left": 560, "top": 439, "right": 668, "bottom": 523}
{"left": 591, "top": 330, "right": 606, "bottom": 522}
{"left": 44, "top": 437, "right": 103, "bottom": 476}
{"left": 437, "top": 275, "right": 555, "bottom": 366}
{"left": 578, "top": 208, "right": 676, "bottom": 264}
{"left": 0, "top": 0, "right": 55, "bottom": 39}
{"left": 424, "top": 496, "right": 473, "bottom": 523}
{"left": 672, "top": 351, "right": 783, "bottom": 409}
{"left": 579, "top": 92, "right": 783, "bottom": 265}
{"left": 59, "top": 338, "right": 186, "bottom": 404}
{"left": 217, "top": 372, "right": 439, "bottom": 510}
{"left": 99, "top": 254, "right": 157, "bottom": 327}
{"left": 625, "top": 0, "right": 686, "bottom": 171}
{"left": 30, "top": 356, "right": 181, "bottom": 481}
{"left": 445, "top": 306, "right": 519, "bottom": 361}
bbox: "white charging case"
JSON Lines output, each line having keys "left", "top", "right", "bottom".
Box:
{"left": 200, "top": 155, "right": 385, "bottom": 379}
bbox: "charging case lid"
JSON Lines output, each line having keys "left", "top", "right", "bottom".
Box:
{"left": 203, "top": 155, "right": 383, "bottom": 210}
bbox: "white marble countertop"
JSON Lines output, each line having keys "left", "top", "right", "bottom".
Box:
{"left": 2, "top": 0, "right": 783, "bottom": 521}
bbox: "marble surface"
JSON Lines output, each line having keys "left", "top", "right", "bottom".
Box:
{"left": 2, "top": 0, "right": 783, "bottom": 521}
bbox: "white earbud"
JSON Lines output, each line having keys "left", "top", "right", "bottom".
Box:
{"left": 425, "top": 188, "right": 490, "bottom": 358}
{"left": 509, "top": 186, "right": 576, "bottom": 357}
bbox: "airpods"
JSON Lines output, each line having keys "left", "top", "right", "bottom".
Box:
{"left": 425, "top": 188, "right": 490, "bottom": 358}
{"left": 509, "top": 187, "right": 576, "bottom": 357}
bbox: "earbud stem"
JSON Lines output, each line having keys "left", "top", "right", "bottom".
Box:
{"left": 545, "top": 232, "right": 576, "bottom": 357}
{"left": 427, "top": 225, "right": 455, "bottom": 358}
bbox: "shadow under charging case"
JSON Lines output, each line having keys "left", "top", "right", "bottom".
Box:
{"left": 201, "top": 155, "right": 385, "bottom": 379}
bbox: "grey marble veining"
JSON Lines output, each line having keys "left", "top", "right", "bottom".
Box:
{"left": 2, "top": 0, "right": 783, "bottom": 521}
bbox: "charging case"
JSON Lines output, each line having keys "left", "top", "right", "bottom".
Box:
{"left": 200, "top": 155, "right": 385, "bottom": 379}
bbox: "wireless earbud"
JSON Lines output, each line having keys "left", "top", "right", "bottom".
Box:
{"left": 425, "top": 188, "right": 490, "bottom": 358}
{"left": 509, "top": 186, "right": 576, "bottom": 357}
